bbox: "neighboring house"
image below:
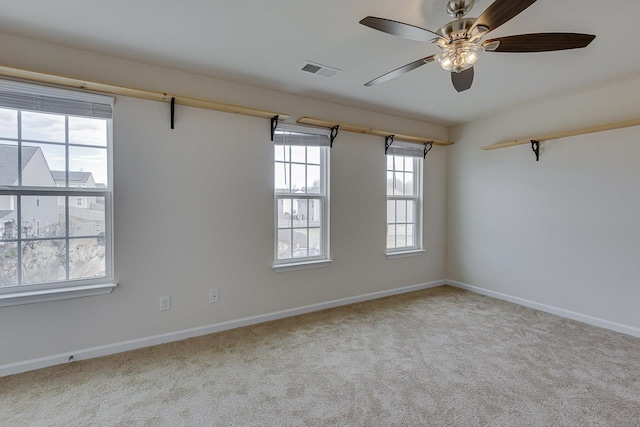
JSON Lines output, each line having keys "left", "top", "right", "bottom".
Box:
{"left": 0, "top": 144, "right": 57, "bottom": 238}
{"left": 276, "top": 191, "right": 322, "bottom": 257}
{"left": 0, "top": 143, "right": 104, "bottom": 239}
{"left": 386, "top": 177, "right": 413, "bottom": 221}
{"left": 50, "top": 170, "right": 105, "bottom": 236}
{"left": 292, "top": 198, "right": 320, "bottom": 222}
{"left": 0, "top": 210, "right": 14, "bottom": 240}
{"left": 51, "top": 170, "right": 96, "bottom": 189}
{"left": 276, "top": 178, "right": 321, "bottom": 224}
{"left": 51, "top": 170, "right": 97, "bottom": 209}
{"left": 277, "top": 197, "right": 320, "bottom": 223}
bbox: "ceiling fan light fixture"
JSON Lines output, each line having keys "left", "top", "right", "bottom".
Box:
{"left": 436, "top": 41, "right": 485, "bottom": 73}
{"left": 359, "top": 0, "right": 597, "bottom": 92}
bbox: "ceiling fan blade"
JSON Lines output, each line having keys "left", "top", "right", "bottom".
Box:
{"left": 359, "top": 16, "right": 444, "bottom": 43}
{"left": 470, "top": 0, "right": 538, "bottom": 34}
{"left": 451, "top": 68, "right": 474, "bottom": 92}
{"left": 365, "top": 56, "right": 436, "bottom": 86}
{"left": 484, "top": 33, "right": 596, "bottom": 53}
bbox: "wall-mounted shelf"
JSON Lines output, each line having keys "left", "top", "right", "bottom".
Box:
{"left": 0, "top": 65, "right": 290, "bottom": 121}
{"left": 297, "top": 117, "right": 454, "bottom": 147}
{"left": 481, "top": 117, "right": 640, "bottom": 151}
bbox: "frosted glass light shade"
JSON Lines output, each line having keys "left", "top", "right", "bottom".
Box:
{"left": 437, "top": 41, "right": 485, "bottom": 73}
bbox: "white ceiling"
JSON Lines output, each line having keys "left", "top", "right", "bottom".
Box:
{"left": 1, "top": 0, "right": 639, "bottom": 126}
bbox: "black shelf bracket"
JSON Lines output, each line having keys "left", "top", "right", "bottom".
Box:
{"left": 330, "top": 125, "right": 340, "bottom": 147}
{"left": 385, "top": 135, "right": 395, "bottom": 154}
{"left": 270, "top": 115, "right": 279, "bottom": 141}
{"left": 170, "top": 97, "right": 176, "bottom": 130}
{"left": 423, "top": 141, "right": 434, "bottom": 159}
{"left": 531, "top": 140, "right": 540, "bottom": 162}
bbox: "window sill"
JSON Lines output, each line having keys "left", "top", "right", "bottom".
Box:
{"left": 273, "top": 259, "right": 333, "bottom": 272}
{"left": 0, "top": 282, "right": 117, "bottom": 307}
{"left": 386, "top": 249, "right": 425, "bottom": 259}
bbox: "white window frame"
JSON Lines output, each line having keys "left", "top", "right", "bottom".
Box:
{"left": 273, "top": 123, "right": 331, "bottom": 272}
{"left": 0, "top": 79, "right": 116, "bottom": 306}
{"left": 386, "top": 153, "right": 424, "bottom": 257}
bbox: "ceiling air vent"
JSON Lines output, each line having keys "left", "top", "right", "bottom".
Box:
{"left": 301, "top": 61, "right": 341, "bottom": 78}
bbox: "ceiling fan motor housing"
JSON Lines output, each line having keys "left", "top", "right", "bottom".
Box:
{"left": 446, "top": 0, "right": 474, "bottom": 18}
{"left": 438, "top": 18, "right": 476, "bottom": 42}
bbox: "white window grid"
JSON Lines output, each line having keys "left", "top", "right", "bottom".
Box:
{"left": 274, "top": 143, "right": 329, "bottom": 264}
{"left": 0, "top": 109, "right": 113, "bottom": 290}
{"left": 387, "top": 155, "right": 422, "bottom": 252}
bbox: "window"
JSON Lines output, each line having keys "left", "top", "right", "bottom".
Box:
{"left": 273, "top": 124, "right": 330, "bottom": 270}
{"left": 386, "top": 143, "right": 423, "bottom": 254}
{"left": 0, "top": 79, "right": 115, "bottom": 306}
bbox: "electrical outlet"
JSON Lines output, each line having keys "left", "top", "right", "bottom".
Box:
{"left": 209, "top": 289, "right": 219, "bottom": 304}
{"left": 160, "top": 296, "right": 171, "bottom": 311}
{"left": 425, "top": 259, "right": 431, "bottom": 269}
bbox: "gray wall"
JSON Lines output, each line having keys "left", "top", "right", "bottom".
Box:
{"left": 447, "top": 76, "right": 640, "bottom": 329}
{"left": 0, "top": 33, "right": 448, "bottom": 365}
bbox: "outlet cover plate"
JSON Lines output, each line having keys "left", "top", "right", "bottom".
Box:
{"left": 209, "top": 289, "right": 219, "bottom": 303}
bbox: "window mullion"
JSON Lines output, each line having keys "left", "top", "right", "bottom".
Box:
{"left": 17, "top": 110, "right": 23, "bottom": 285}
{"left": 289, "top": 228, "right": 293, "bottom": 259}
{"left": 20, "top": 139, "right": 66, "bottom": 147}
{"left": 20, "top": 236, "right": 72, "bottom": 243}
{"left": 282, "top": 144, "right": 287, "bottom": 187}
{"left": 0, "top": 189, "right": 109, "bottom": 197}
{"left": 65, "top": 116, "right": 70, "bottom": 281}
{"left": 17, "top": 110, "right": 22, "bottom": 187}
{"left": 387, "top": 195, "right": 418, "bottom": 201}
{"left": 65, "top": 197, "right": 70, "bottom": 280}
{"left": 275, "top": 193, "right": 320, "bottom": 200}
{"left": 17, "top": 194, "right": 23, "bottom": 285}
{"left": 394, "top": 198, "right": 398, "bottom": 247}
{"left": 414, "top": 158, "right": 419, "bottom": 196}
{"left": 306, "top": 198, "right": 310, "bottom": 253}
{"left": 288, "top": 146, "right": 292, "bottom": 192}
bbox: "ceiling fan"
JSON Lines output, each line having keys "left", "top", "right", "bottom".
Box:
{"left": 360, "top": 0, "right": 596, "bottom": 92}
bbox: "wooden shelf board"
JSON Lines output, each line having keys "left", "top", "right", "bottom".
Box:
{"left": 297, "top": 117, "right": 454, "bottom": 147}
{"left": 481, "top": 117, "right": 640, "bottom": 150}
{"left": 0, "top": 65, "right": 290, "bottom": 121}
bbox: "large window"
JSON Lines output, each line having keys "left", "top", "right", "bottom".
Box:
{"left": 0, "top": 79, "right": 115, "bottom": 306}
{"left": 274, "top": 124, "right": 330, "bottom": 268}
{"left": 386, "top": 146, "right": 423, "bottom": 253}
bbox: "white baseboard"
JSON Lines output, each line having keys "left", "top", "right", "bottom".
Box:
{"left": 7, "top": 279, "right": 637, "bottom": 377}
{"left": 447, "top": 280, "right": 640, "bottom": 339}
{"left": 0, "top": 280, "right": 446, "bottom": 378}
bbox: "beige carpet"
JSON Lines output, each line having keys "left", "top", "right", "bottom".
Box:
{"left": 2, "top": 286, "right": 640, "bottom": 426}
